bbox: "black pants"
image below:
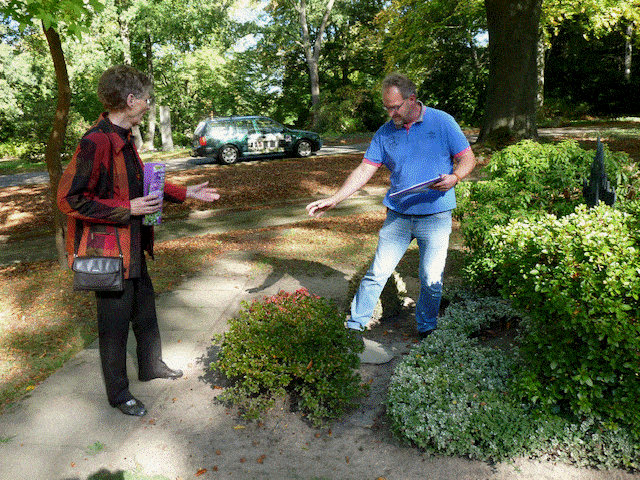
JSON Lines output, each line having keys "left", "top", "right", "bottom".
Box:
{"left": 96, "top": 260, "right": 162, "bottom": 406}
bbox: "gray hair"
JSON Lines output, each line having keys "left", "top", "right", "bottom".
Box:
{"left": 97, "top": 65, "right": 152, "bottom": 112}
{"left": 382, "top": 73, "right": 417, "bottom": 99}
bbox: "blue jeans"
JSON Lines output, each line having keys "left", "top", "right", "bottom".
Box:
{"left": 347, "top": 209, "right": 452, "bottom": 334}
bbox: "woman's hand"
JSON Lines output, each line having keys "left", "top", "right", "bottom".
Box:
{"left": 130, "top": 194, "right": 162, "bottom": 216}
{"left": 186, "top": 182, "right": 221, "bottom": 202}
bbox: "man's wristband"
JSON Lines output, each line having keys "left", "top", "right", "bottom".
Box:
{"left": 453, "top": 172, "right": 462, "bottom": 183}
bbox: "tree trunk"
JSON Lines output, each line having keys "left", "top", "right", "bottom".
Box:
{"left": 142, "top": 34, "right": 156, "bottom": 151}
{"left": 297, "top": 0, "right": 335, "bottom": 129}
{"left": 477, "top": 0, "right": 542, "bottom": 146}
{"left": 116, "top": 1, "right": 143, "bottom": 148}
{"left": 116, "top": 0, "right": 132, "bottom": 65}
{"left": 42, "top": 24, "right": 70, "bottom": 268}
{"left": 537, "top": 35, "right": 545, "bottom": 110}
{"left": 624, "top": 24, "right": 632, "bottom": 82}
{"left": 159, "top": 106, "right": 174, "bottom": 151}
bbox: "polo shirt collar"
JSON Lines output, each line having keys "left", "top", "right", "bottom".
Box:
{"left": 397, "top": 100, "right": 425, "bottom": 129}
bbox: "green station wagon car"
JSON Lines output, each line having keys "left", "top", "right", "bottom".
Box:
{"left": 192, "top": 115, "right": 323, "bottom": 164}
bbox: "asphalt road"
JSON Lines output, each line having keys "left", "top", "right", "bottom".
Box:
{"left": 0, "top": 143, "right": 369, "bottom": 188}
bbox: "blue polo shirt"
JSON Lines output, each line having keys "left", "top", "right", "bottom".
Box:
{"left": 364, "top": 105, "right": 470, "bottom": 215}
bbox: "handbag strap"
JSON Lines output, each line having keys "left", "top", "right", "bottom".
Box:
{"left": 75, "top": 227, "right": 123, "bottom": 258}
{"left": 73, "top": 129, "right": 125, "bottom": 259}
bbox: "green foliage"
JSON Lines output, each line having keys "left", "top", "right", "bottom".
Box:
{"left": 544, "top": 15, "right": 640, "bottom": 117}
{"left": 316, "top": 85, "right": 385, "bottom": 134}
{"left": 377, "top": 0, "right": 487, "bottom": 124}
{"left": 212, "top": 289, "right": 367, "bottom": 427}
{"left": 457, "top": 139, "right": 639, "bottom": 288}
{"left": 474, "top": 205, "right": 640, "bottom": 436}
{"left": 387, "top": 290, "right": 527, "bottom": 461}
{"left": 1, "top": 0, "right": 104, "bottom": 38}
{"left": 387, "top": 287, "right": 640, "bottom": 469}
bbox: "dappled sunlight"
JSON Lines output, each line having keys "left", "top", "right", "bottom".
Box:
{"left": 0, "top": 184, "right": 53, "bottom": 238}
{"left": 0, "top": 261, "right": 95, "bottom": 408}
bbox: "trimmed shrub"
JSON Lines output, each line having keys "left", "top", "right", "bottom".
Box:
{"left": 456, "top": 140, "right": 639, "bottom": 290}
{"left": 473, "top": 205, "right": 640, "bottom": 436}
{"left": 387, "top": 288, "right": 531, "bottom": 461}
{"left": 211, "top": 289, "right": 367, "bottom": 426}
{"left": 387, "top": 287, "right": 640, "bottom": 469}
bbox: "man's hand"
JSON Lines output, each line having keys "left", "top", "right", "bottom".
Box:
{"left": 430, "top": 173, "right": 459, "bottom": 192}
{"left": 306, "top": 197, "right": 338, "bottom": 218}
{"left": 130, "top": 194, "right": 162, "bottom": 216}
{"left": 186, "top": 182, "right": 221, "bottom": 202}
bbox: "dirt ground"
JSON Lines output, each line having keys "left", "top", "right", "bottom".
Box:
{"left": 109, "top": 249, "right": 638, "bottom": 480}
{"left": 3, "top": 126, "right": 640, "bottom": 479}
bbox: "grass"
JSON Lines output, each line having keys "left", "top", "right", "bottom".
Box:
{"left": 0, "top": 211, "right": 384, "bottom": 412}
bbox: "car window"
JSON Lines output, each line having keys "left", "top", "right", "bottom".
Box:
{"left": 236, "top": 119, "right": 256, "bottom": 136}
{"left": 254, "top": 118, "right": 283, "bottom": 134}
{"left": 207, "top": 120, "right": 237, "bottom": 139}
{"left": 194, "top": 121, "right": 207, "bottom": 136}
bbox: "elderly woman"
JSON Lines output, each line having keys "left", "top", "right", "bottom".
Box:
{"left": 58, "top": 65, "right": 220, "bottom": 417}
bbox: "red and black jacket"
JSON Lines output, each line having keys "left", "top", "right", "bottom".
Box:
{"left": 57, "top": 114, "right": 186, "bottom": 279}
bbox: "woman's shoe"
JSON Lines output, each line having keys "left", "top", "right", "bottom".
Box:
{"left": 115, "top": 398, "right": 147, "bottom": 416}
{"left": 139, "top": 362, "right": 183, "bottom": 381}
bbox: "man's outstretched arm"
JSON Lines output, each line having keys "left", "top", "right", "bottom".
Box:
{"left": 305, "top": 161, "right": 380, "bottom": 217}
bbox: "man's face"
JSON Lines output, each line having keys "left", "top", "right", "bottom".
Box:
{"left": 382, "top": 86, "right": 415, "bottom": 126}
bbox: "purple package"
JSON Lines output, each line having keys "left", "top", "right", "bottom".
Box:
{"left": 143, "top": 163, "right": 165, "bottom": 225}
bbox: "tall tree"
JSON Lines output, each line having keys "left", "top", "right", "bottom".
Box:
{"left": 377, "top": 0, "right": 487, "bottom": 124}
{"left": 267, "top": 0, "right": 336, "bottom": 129}
{"left": 476, "top": 0, "right": 542, "bottom": 145}
{"left": 121, "top": 0, "right": 230, "bottom": 150}
{"left": 0, "top": 0, "right": 104, "bottom": 265}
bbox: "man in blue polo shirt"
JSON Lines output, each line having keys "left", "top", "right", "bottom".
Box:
{"left": 306, "top": 72, "right": 476, "bottom": 339}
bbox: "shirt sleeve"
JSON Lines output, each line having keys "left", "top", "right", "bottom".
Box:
{"left": 163, "top": 182, "right": 187, "bottom": 203}
{"left": 443, "top": 113, "right": 471, "bottom": 157}
{"left": 57, "top": 136, "right": 131, "bottom": 225}
{"left": 363, "top": 129, "right": 384, "bottom": 165}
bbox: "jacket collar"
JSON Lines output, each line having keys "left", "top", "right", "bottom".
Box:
{"left": 94, "top": 113, "right": 129, "bottom": 155}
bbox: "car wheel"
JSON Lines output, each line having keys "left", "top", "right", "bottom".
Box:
{"left": 219, "top": 145, "right": 239, "bottom": 165}
{"left": 295, "top": 139, "right": 313, "bottom": 158}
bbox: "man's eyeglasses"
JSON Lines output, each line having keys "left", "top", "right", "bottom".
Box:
{"left": 383, "top": 98, "right": 407, "bottom": 113}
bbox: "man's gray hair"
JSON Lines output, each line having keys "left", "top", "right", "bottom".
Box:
{"left": 382, "top": 73, "right": 417, "bottom": 99}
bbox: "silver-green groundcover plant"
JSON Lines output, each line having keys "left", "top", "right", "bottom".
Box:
{"left": 386, "top": 287, "right": 640, "bottom": 470}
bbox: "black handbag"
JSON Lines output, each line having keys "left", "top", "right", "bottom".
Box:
{"left": 72, "top": 229, "right": 124, "bottom": 292}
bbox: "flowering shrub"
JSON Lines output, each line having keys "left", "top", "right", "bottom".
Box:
{"left": 211, "top": 289, "right": 367, "bottom": 426}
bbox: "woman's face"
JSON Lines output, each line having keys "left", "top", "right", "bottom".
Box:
{"left": 126, "top": 92, "right": 150, "bottom": 127}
